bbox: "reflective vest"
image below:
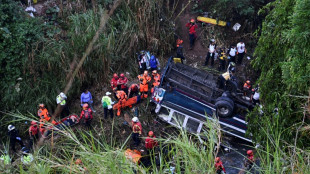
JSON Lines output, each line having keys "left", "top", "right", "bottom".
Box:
{"left": 101, "top": 96, "right": 112, "bottom": 108}
{"left": 219, "top": 52, "right": 227, "bottom": 60}
{"left": 138, "top": 75, "right": 151, "bottom": 85}
{"left": 37, "top": 108, "right": 50, "bottom": 121}
{"left": 132, "top": 122, "right": 142, "bottom": 134}
{"left": 152, "top": 73, "right": 161, "bottom": 87}
{"left": 56, "top": 95, "right": 66, "bottom": 105}
{"left": 222, "top": 72, "right": 231, "bottom": 81}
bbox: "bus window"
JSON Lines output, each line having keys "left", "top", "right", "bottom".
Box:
{"left": 186, "top": 118, "right": 200, "bottom": 133}
{"left": 157, "top": 107, "right": 171, "bottom": 121}
{"left": 170, "top": 112, "right": 185, "bottom": 127}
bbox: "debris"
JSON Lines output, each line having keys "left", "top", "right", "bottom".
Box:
{"left": 232, "top": 23, "right": 241, "bottom": 31}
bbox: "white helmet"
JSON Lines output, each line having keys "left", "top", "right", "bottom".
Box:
{"left": 8, "top": 125, "right": 15, "bottom": 131}
{"left": 106, "top": 92, "right": 112, "bottom": 96}
{"left": 132, "top": 117, "right": 139, "bottom": 122}
{"left": 60, "top": 92, "right": 67, "bottom": 99}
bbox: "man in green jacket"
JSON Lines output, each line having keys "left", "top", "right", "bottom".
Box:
{"left": 102, "top": 92, "right": 114, "bottom": 119}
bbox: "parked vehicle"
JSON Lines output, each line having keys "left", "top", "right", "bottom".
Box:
{"left": 151, "top": 57, "right": 253, "bottom": 143}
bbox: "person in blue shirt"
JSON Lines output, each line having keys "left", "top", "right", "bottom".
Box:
{"left": 80, "top": 89, "right": 96, "bottom": 112}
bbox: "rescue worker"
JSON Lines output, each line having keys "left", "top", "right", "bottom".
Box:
{"left": 138, "top": 70, "right": 151, "bottom": 98}
{"left": 56, "top": 92, "right": 69, "bottom": 118}
{"left": 151, "top": 70, "right": 161, "bottom": 93}
{"left": 117, "top": 73, "right": 129, "bottom": 94}
{"left": 128, "top": 83, "right": 140, "bottom": 98}
{"left": 215, "top": 157, "right": 226, "bottom": 174}
{"left": 80, "top": 88, "right": 95, "bottom": 112}
{"left": 244, "top": 150, "right": 255, "bottom": 170}
{"left": 218, "top": 67, "right": 235, "bottom": 90}
{"left": 29, "top": 121, "right": 39, "bottom": 149}
{"left": 8, "top": 125, "right": 25, "bottom": 152}
{"left": 138, "top": 51, "right": 147, "bottom": 74}
{"left": 132, "top": 117, "right": 142, "bottom": 146}
{"left": 227, "top": 45, "right": 237, "bottom": 64}
{"left": 39, "top": 117, "right": 48, "bottom": 135}
{"left": 37, "top": 104, "right": 51, "bottom": 121}
{"left": 218, "top": 48, "right": 227, "bottom": 72}
{"left": 176, "top": 39, "right": 185, "bottom": 62}
{"left": 251, "top": 85, "right": 260, "bottom": 105}
{"left": 185, "top": 19, "right": 198, "bottom": 50}
{"left": 102, "top": 92, "right": 114, "bottom": 119}
{"left": 79, "top": 103, "right": 93, "bottom": 129}
{"left": 111, "top": 73, "right": 119, "bottom": 100}
{"left": 149, "top": 54, "right": 160, "bottom": 71}
{"left": 236, "top": 41, "right": 246, "bottom": 65}
{"left": 204, "top": 39, "right": 217, "bottom": 67}
{"left": 243, "top": 80, "right": 252, "bottom": 97}
{"left": 116, "top": 90, "right": 128, "bottom": 116}
{"left": 145, "top": 131, "right": 158, "bottom": 152}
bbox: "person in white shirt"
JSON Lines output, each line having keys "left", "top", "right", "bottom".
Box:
{"left": 204, "top": 39, "right": 217, "bottom": 67}
{"left": 236, "top": 41, "right": 246, "bottom": 64}
{"left": 227, "top": 45, "right": 237, "bottom": 64}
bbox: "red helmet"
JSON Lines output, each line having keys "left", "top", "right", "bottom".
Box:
{"left": 131, "top": 84, "right": 138, "bottom": 91}
{"left": 75, "top": 159, "right": 82, "bottom": 165}
{"left": 113, "top": 73, "right": 118, "bottom": 79}
{"left": 190, "top": 19, "right": 195, "bottom": 23}
{"left": 247, "top": 150, "right": 253, "bottom": 155}
{"left": 246, "top": 80, "right": 251, "bottom": 84}
{"left": 120, "top": 73, "right": 125, "bottom": 78}
{"left": 215, "top": 157, "right": 220, "bottom": 162}
{"left": 148, "top": 131, "right": 154, "bottom": 137}
{"left": 31, "top": 121, "right": 37, "bottom": 125}
{"left": 83, "top": 103, "right": 89, "bottom": 109}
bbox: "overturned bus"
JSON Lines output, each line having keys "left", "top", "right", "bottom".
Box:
{"left": 151, "top": 58, "right": 254, "bottom": 143}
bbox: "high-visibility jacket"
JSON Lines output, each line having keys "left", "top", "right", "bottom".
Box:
{"left": 145, "top": 136, "right": 158, "bottom": 149}
{"left": 56, "top": 95, "right": 66, "bottom": 105}
{"left": 222, "top": 72, "right": 231, "bottom": 81}
{"left": 37, "top": 108, "right": 51, "bottom": 121}
{"left": 138, "top": 75, "right": 151, "bottom": 85}
{"left": 101, "top": 96, "right": 112, "bottom": 109}
{"left": 152, "top": 73, "right": 161, "bottom": 87}
{"left": 185, "top": 23, "right": 198, "bottom": 34}
{"left": 215, "top": 161, "right": 226, "bottom": 173}
{"left": 132, "top": 122, "right": 142, "bottom": 134}
{"left": 219, "top": 52, "right": 227, "bottom": 60}
{"left": 29, "top": 125, "right": 39, "bottom": 136}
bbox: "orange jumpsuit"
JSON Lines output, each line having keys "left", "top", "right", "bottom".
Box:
{"left": 138, "top": 74, "right": 151, "bottom": 98}
{"left": 116, "top": 90, "right": 128, "bottom": 116}
{"left": 37, "top": 108, "right": 51, "bottom": 121}
{"left": 151, "top": 73, "right": 161, "bottom": 93}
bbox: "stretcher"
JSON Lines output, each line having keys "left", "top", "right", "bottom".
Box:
{"left": 197, "top": 16, "right": 230, "bottom": 27}
{"left": 113, "top": 95, "right": 141, "bottom": 116}
{"left": 125, "top": 149, "right": 142, "bottom": 164}
{"left": 45, "top": 114, "right": 79, "bottom": 136}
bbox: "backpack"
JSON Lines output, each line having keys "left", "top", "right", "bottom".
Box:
{"left": 149, "top": 55, "right": 157, "bottom": 68}
{"left": 102, "top": 101, "right": 108, "bottom": 108}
